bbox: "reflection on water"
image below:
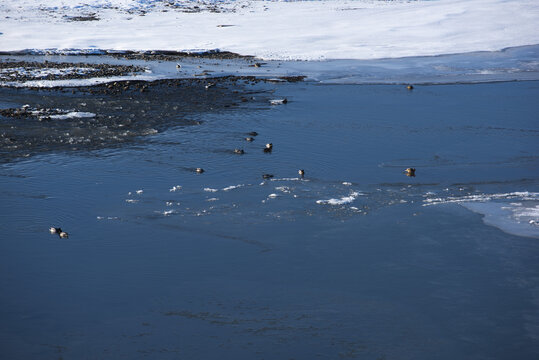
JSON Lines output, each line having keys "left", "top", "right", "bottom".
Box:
{"left": 1, "top": 80, "right": 539, "bottom": 359}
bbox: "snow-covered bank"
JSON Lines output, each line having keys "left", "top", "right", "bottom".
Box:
{"left": 3, "top": 44, "right": 538, "bottom": 87}
{"left": 1, "top": 0, "right": 538, "bottom": 61}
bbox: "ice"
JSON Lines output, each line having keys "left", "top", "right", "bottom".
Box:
{"left": 316, "top": 191, "right": 362, "bottom": 206}
{"left": 222, "top": 184, "right": 245, "bottom": 191}
{"left": 423, "top": 192, "right": 539, "bottom": 206}
{"left": 48, "top": 111, "right": 96, "bottom": 120}
{"left": 462, "top": 201, "right": 539, "bottom": 239}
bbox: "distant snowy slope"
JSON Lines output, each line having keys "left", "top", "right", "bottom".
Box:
{"left": 1, "top": 0, "right": 538, "bottom": 60}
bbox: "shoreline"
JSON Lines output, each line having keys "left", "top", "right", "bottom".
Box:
{"left": 1, "top": 44, "right": 539, "bottom": 88}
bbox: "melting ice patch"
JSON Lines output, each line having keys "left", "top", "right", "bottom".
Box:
{"left": 422, "top": 192, "right": 539, "bottom": 206}
{"left": 423, "top": 191, "right": 539, "bottom": 238}
{"left": 316, "top": 191, "right": 362, "bottom": 206}
{"left": 463, "top": 201, "right": 539, "bottom": 239}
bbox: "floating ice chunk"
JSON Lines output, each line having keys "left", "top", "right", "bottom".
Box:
{"left": 270, "top": 99, "right": 287, "bottom": 105}
{"left": 316, "top": 191, "right": 362, "bottom": 205}
{"left": 270, "top": 177, "right": 307, "bottom": 182}
{"left": 49, "top": 111, "right": 96, "bottom": 120}
{"left": 222, "top": 184, "right": 244, "bottom": 191}
{"left": 97, "top": 216, "right": 119, "bottom": 220}
{"left": 169, "top": 185, "right": 182, "bottom": 192}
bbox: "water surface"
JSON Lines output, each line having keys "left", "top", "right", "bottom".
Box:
{"left": 1, "top": 80, "right": 538, "bottom": 359}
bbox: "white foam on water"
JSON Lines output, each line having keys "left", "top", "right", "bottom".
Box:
{"left": 206, "top": 198, "right": 219, "bottom": 202}
{"left": 135, "top": 189, "right": 143, "bottom": 194}
{"left": 125, "top": 199, "right": 138, "bottom": 203}
{"left": 342, "top": 182, "right": 352, "bottom": 186}
{"left": 204, "top": 188, "right": 219, "bottom": 192}
{"left": 169, "top": 185, "right": 182, "bottom": 192}
{"left": 267, "top": 193, "right": 279, "bottom": 199}
{"left": 316, "top": 191, "right": 362, "bottom": 206}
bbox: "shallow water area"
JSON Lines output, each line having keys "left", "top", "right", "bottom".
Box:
{"left": 1, "top": 76, "right": 539, "bottom": 359}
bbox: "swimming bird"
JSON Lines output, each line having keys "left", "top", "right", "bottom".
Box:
{"left": 196, "top": 168, "right": 205, "bottom": 173}
{"left": 298, "top": 169, "right": 305, "bottom": 177}
{"left": 263, "top": 143, "right": 273, "bottom": 153}
{"left": 404, "top": 168, "right": 416, "bottom": 177}
{"left": 248, "top": 131, "right": 258, "bottom": 136}
{"left": 245, "top": 137, "right": 255, "bottom": 142}
{"left": 234, "top": 149, "right": 245, "bottom": 154}
{"left": 59, "top": 231, "right": 69, "bottom": 238}
{"left": 205, "top": 83, "right": 215, "bottom": 90}
{"left": 176, "top": 63, "right": 181, "bottom": 69}
{"left": 406, "top": 85, "right": 414, "bottom": 90}
{"left": 262, "top": 174, "right": 274, "bottom": 179}
{"left": 49, "top": 227, "right": 61, "bottom": 234}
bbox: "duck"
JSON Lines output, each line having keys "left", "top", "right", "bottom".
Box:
{"left": 196, "top": 168, "right": 205, "bottom": 173}
{"left": 234, "top": 149, "right": 245, "bottom": 154}
{"left": 247, "top": 131, "right": 258, "bottom": 136}
{"left": 404, "top": 168, "right": 416, "bottom": 177}
{"left": 262, "top": 174, "right": 274, "bottom": 179}
{"left": 298, "top": 169, "right": 305, "bottom": 177}
{"left": 263, "top": 143, "right": 273, "bottom": 153}
{"left": 59, "top": 231, "right": 69, "bottom": 238}
{"left": 245, "top": 137, "right": 255, "bottom": 142}
{"left": 406, "top": 85, "right": 414, "bottom": 90}
{"left": 49, "top": 227, "right": 61, "bottom": 234}
{"left": 176, "top": 63, "right": 181, "bottom": 69}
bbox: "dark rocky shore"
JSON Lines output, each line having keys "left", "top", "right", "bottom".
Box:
{"left": 0, "top": 55, "right": 304, "bottom": 162}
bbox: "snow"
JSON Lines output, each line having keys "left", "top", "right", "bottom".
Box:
{"left": 1, "top": 0, "right": 538, "bottom": 61}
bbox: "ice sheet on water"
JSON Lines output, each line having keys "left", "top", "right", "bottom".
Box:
{"left": 462, "top": 201, "right": 539, "bottom": 239}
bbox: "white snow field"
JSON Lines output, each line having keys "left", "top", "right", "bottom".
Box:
{"left": 1, "top": 0, "right": 538, "bottom": 60}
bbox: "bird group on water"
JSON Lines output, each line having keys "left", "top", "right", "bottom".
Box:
{"left": 50, "top": 86, "right": 416, "bottom": 238}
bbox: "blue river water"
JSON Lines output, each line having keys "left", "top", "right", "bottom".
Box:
{"left": 1, "top": 75, "right": 538, "bottom": 358}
